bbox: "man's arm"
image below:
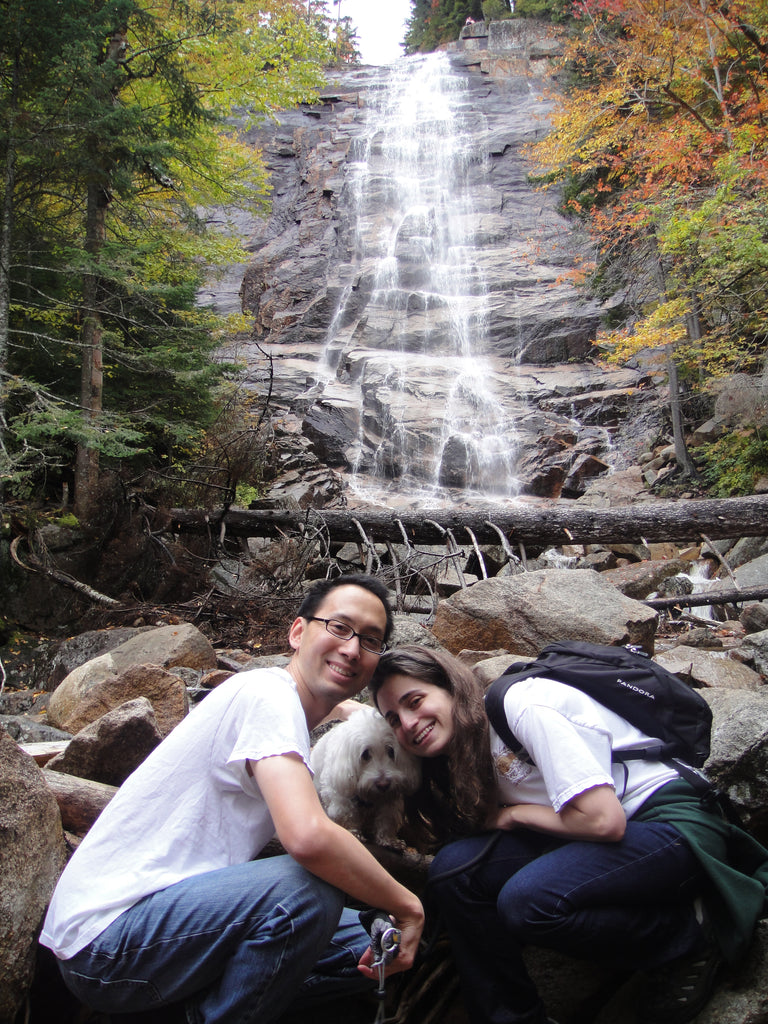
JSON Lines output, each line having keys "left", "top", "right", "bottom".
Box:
{"left": 251, "top": 752, "right": 424, "bottom": 978}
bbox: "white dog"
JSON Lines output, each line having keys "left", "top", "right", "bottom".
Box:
{"left": 311, "top": 706, "right": 421, "bottom": 847}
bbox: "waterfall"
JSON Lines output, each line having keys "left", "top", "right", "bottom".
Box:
{"left": 312, "top": 52, "right": 520, "bottom": 502}
{"left": 232, "top": 42, "right": 626, "bottom": 509}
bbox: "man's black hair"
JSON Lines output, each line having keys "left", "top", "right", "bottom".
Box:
{"left": 296, "top": 574, "right": 394, "bottom": 642}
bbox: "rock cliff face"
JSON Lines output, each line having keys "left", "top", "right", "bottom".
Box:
{"left": 226, "top": 23, "right": 662, "bottom": 506}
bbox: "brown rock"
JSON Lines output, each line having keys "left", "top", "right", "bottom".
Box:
{"left": 599, "top": 558, "right": 690, "bottom": 600}
{"left": 201, "top": 669, "right": 235, "bottom": 688}
{"left": 431, "top": 569, "right": 657, "bottom": 657}
{"left": 47, "top": 624, "right": 212, "bottom": 734}
{"left": 0, "top": 728, "right": 67, "bottom": 1023}
{"left": 46, "top": 697, "right": 163, "bottom": 786}
{"left": 741, "top": 603, "right": 768, "bottom": 635}
{"left": 48, "top": 664, "right": 188, "bottom": 737}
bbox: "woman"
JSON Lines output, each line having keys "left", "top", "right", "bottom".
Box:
{"left": 370, "top": 645, "right": 768, "bottom": 1024}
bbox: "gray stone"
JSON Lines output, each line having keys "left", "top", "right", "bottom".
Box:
{"left": 578, "top": 549, "right": 617, "bottom": 571}
{"left": 726, "top": 536, "right": 768, "bottom": 570}
{"left": 0, "top": 716, "right": 71, "bottom": 744}
{"left": 655, "top": 647, "right": 763, "bottom": 690}
{"left": 669, "top": 627, "right": 723, "bottom": 649}
{"left": 390, "top": 614, "right": 447, "bottom": 649}
{"left": 733, "top": 553, "right": 768, "bottom": 602}
{"left": 595, "top": 558, "right": 690, "bottom": 600}
{"left": 0, "top": 689, "right": 38, "bottom": 715}
{"left": 702, "top": 688, "right": 768, "bottom": 837}
{"left": 473, "top": 653, "right": 528, "bottom": 686}
{"left": 576, "top": 466, "right": 652, "bottom": 506}
{"left": 656, "top": 574, "right": 695, "bottom": 598}
{"left": 742, "top": 630, "right": 768, "bottom": 678}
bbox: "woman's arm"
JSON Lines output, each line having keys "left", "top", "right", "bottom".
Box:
{"left": 492, "top": 784, "right": 626, "bottom": 842}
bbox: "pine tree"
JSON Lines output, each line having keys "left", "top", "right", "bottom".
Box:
{"left": 0, "top": 0, "right": 329, "bottom": 518}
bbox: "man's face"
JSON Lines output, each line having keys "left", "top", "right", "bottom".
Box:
{"left": 288, "top": 584, "right": 388, "bottom": 709}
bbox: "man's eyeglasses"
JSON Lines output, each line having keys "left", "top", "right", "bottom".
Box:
{"left": 306, "top": 617, "right": 388, "bottom": 655}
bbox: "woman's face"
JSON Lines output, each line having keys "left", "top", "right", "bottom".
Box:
{"left": 376, "top": 673, "right": 455, "bottom": 758}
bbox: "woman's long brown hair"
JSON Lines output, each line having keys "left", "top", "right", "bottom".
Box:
{"left": 370, "top": 645, "right": 498, "bottom": 852}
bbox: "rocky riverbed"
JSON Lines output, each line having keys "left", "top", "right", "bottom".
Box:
{"left": 4, "top": 525, "right": 768, "bottom": 1024}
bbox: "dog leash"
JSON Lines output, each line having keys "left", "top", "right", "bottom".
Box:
{"left": 360, "top": 909, "right": 401, "bottom": 1024}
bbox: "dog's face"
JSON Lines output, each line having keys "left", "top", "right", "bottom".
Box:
{"left": 343, "top": 706, "right": 422, "bottom": 804}
{"left": 312, "top": 705, "right": 421, "bottom": 805}
{"left": 311, "top": 706, "right": 421, "bottom": 846}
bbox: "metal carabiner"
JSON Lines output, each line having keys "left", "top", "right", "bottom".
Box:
{"left": 360, "top": 909, "right": 402, "bottom": 1024}
{"left": 360, "top": 909, "right": 402, "bottom": 967}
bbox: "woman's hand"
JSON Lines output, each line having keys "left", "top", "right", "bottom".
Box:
{"left": 492, "top": 785, "right": 626, "bottom": 842}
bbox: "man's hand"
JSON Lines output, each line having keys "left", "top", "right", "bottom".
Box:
{"left": 356, "top": 907, "right": 423, "bottom": 979}
{"left": 252, "top": 752, "right": 425, "bottom": 965}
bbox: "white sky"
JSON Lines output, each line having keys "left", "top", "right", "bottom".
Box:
{"left": 326, "top": 0, "right": 411, "bottom": 65}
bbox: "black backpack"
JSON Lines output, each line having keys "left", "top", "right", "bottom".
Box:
{"left": 484, "top": 640, "right": 712, "bottom": 777}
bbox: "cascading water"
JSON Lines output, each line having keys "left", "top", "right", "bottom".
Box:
{"left": 311, "top": 52, "right": 520, "bottom": 501}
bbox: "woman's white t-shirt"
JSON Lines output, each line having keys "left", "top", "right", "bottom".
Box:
{"left": 491, "top": 676, "right": 679, "bottom": 816}
{"left": 40, "top": 666, "right": 309, "bottom": 960}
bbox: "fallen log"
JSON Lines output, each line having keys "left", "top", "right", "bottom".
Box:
{"left": 20, "top": 740, "right": 69, "bottom": 766}
{"left": 645, "top": 585, "right": 768, "bottom": 611}
{"left": 42, "top": 768, "right": 117, "bottom": 836}
{"left": 164, "top": 493, "right": 768, "bottom": 549}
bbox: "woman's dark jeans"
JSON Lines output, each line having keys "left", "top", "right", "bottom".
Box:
{"left": 427, "top": 822, "right": 705, "bottom": 1024}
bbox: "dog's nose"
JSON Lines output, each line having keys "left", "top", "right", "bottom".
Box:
{"left": 375, "top": 779, "right": 392, "bottom": 792}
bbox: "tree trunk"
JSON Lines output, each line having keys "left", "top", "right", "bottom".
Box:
{"left": 73, "top": 26, "right": 126, "bottom": 522}
{"left": 73, "top": 183, "right": 107, "bottom": 521}
{"left": 162, "top": 492, "right": 768, "bottom": 549}
{"left": 0, "top": 55, "right": 18, "bottom": 487}
{"left": 42, "top": 768, "right": 116, "bottom": 836}
{"left": 666, "top": 346, "right": 700, "bottom": 480}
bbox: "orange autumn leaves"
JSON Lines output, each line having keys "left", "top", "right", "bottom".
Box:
{"left": 532, "top": 0, "right": 768, "bottom": 373}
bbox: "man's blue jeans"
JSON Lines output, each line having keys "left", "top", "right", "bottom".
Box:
{"left": 427, "top": 821, "right": 707, "bottom": 1024}
{"left": 56, "top": 856, "right": 373, "bottom": 1023}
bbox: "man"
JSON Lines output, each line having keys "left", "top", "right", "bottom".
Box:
{"left": 40, "top": 574, "right": 424, "bottom": 1023}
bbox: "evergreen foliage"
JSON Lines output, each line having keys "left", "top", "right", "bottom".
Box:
{"left": 510, "top": 0, "right": 572, "bottom": 21}
{"left": 404, "top": 0, "right": 564, "bottom": 52}
{"left": 405, "top": 0, "right": 485, "bottom": 53}
{"left": 0, "top": 0, "right": 329, "bottom": 516}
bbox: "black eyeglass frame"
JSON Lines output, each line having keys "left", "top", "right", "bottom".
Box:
{"left": 305, "top": 616, "right": 388, "bottom": 655}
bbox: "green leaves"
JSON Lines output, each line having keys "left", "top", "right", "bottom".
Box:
{"left": 0, "top": 0, "right": 329, "bottom": 510}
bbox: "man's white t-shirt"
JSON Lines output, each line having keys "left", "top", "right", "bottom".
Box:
{"left": 491, "top": 676, "right": 679, "bottom": 817}
{"left": 40, "top": 666, "right": 309, "bottom": 960}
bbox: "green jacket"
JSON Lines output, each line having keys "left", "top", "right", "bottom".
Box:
{"left": 635, "top": 779, "right": 768, "bottom": 962}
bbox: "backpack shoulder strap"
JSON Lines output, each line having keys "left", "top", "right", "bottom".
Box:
{"left": 484, "top": 664, "right": 540, "bottom": 751}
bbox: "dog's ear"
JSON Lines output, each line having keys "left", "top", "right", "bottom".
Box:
{"left": 323, "top": 721, "right": 364, "bottom": 799}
